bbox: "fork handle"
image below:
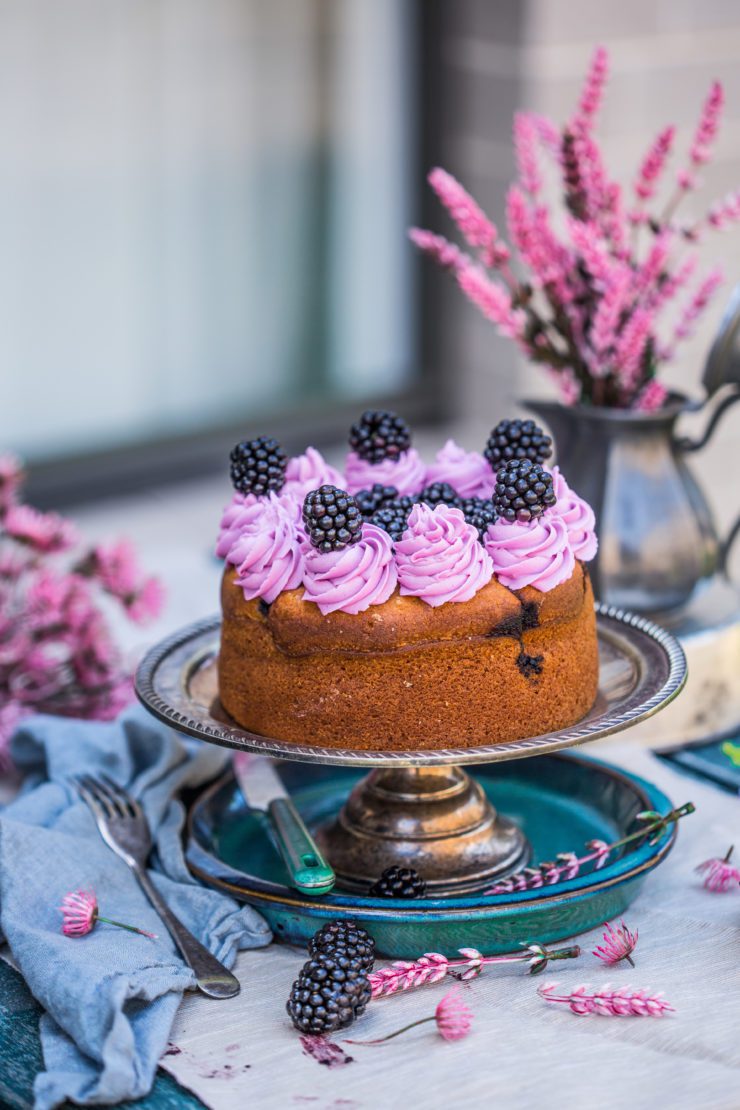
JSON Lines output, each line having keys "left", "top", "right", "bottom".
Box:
{"left": 133, "top": 867, "right": 240, "bottom": 999}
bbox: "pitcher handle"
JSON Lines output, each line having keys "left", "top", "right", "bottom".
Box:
{"left": 674, "top": 385, "right": 740, "bottom": 453}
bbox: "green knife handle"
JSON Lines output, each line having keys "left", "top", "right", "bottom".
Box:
{"left": 267, "top": 797, "right": 335, "bottom": 896}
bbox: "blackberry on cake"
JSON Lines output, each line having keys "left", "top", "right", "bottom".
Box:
{"left": 369, "top": 865, "right": 427, "bottom": 899}
{"left": 460, "top": 497, "right": 498, "bottom": 540}
{"left": 370, "top": 497, "right": 414, "bottom": 542}
{"left": 302, "top": 486, "right": 363, "bottom": 553}
{"left": 349, "top": 410, "right": 411, "bottom": 463}
{"left": 354, "top": 484, "right": 399, "bottom": 519}
{"left": 484, "top": 419, "right": 552, "bottom": 470}
{"left": 493, "top": 459, "right": 556, "bottom": 523}
{"left": 229, "top": 435, "right": 287, "bottom": 495}
{"left": 309, "top": 921, "right": 375, "bottom": 973}
{"left": 416, "top": 482, "right": 461, "bottom": 508}
{"left": 286, "top": 951, "right": 371, "bottom": 1034}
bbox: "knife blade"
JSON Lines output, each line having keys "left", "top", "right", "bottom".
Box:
{"left": 233, "top": 752, "right": 335, "bottom": 896}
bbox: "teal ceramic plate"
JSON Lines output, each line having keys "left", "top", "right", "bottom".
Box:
{"left": 186, "top": 753, "right": 677, "bottom": 957}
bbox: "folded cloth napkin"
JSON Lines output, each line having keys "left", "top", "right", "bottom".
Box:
{"left": 0, "top": 706, "right": 272, "bottom": 1109}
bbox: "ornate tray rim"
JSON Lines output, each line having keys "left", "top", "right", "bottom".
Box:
{"left": 135, "top": 602, "right": 687, "bottom": 768}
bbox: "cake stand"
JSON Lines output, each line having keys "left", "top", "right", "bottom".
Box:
{"left": 135, "top": 603, "right": 686, "bottom": 898}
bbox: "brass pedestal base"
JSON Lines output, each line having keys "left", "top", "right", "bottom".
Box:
{"left": 314, "top": 765, "right": 530, "bottom": 896}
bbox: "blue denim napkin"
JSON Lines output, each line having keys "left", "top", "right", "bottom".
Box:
{"left": 0, "top": 706, "right": 272, "bottom": 1109}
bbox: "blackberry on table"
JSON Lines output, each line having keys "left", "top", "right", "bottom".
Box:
{"left": 229, "top": 435, "right": 287, "bottom": 496}
{"left": 460, "top": 497, "right": 498, "bottom": 540}
{"left": 309, "top": 921, "right": 375, "bottom": 973}
{"left": 354, "top": 484, "right": 399, "bottom": 519}
{"left": 349, "top": 410, "right": 411, "bottom": 464}
{"left": 302, "top": 486, "right": 363, "bottom": 553}
{"left": 484, "top": 419, "right": 552, "bottom": 471}
{"left": 286, "top": 951, "right": 371, "bottom": 1035}
{"left": 369, "top": 865, "right": 427, "bottom": 899}
{"left": 370, "top": 498, "right": 414, "bottom": 542}
{"left": 493, "top": 459, "right": 556, "bottom": 524}
{"left": 416, "top": 482, "right": 461, "bottom": 509}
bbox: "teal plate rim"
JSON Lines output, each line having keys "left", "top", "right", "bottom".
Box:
{"left": 186, "top": 752, "right": 677, "bottom": 919}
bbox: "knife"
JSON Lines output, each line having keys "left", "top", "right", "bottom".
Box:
{"left": 233, "top": 753, "right": 335, "bottom": 896}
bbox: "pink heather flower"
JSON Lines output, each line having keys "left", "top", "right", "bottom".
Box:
{"left": 695, "top": 847, "right": 740, "bottom": 892}
{"left": 677, "top": 168, "right": 695, "bottom": 192}
{"left": 408, "top": 228, "right": 466, "bottom": 271}
{"left": 706, "top": 189, "right": 740, "bottom": 230}
{"left": 87, "top": 541, "right": 164, "bottom": 623}
{"left": 593, "top": 921, "right": 638, "bottom": 967}
{"left": 614, "top": 307, "right": 653, "bottom": 394}
{"left": 4, "top": 504, "right": 78, "bottom": 553}
{"left": 435, "top": 989, "right": 474, "bottom": 1042}
{"left": 529, "top": 113, "right": 562, "bottom": 154}
{"left": 689, "top": 80, "right": 724, "bottom": 167}
{"left": 589, "top": 271, "right": 631, "bottom": 371}
{"left": 668, "top": 268, "right": 724, "bottom": 353}
{"left": 60, "top": 889, "right": 156, "bottom": 938}
{"left": 513, "top": 112, "right": 542, "bottom": 196}
{"left": 572, "top": 46, "right": 609, "bottom": 133}
{"left": 568, "top": 219, "right": 618, "bottom": 290}
{"left": 539, "top": 982, "right": 674, "bottom": 1017}
{"left": 634, "top": 233, "right": 671, "bottom": 295}
{"left": 645, "top": 253, "right": 698, "bottom": 315}
{"left": 125, "top": 576, "right": 165, "bottom": 625}
{"left": 634, "top": 126, "right": 675, "bottom": 201}
{"left": 0, "top": 453, "right": 24, "bottom": 514}
{"left": 633, "top": 380, "right": 669, "bottom": 412}
{"left": 456, "top": 261, "right": 526, "bottom": 342}
{"left": 427, "top": 167, "right": 503, "bottom": 264}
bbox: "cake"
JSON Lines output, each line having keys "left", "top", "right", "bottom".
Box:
{"left": 216, "top": 414, "right": 599, "bottom": 750}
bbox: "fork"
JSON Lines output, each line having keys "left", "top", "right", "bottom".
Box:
{"left": 75, "top": 774, "right": 240, "bottom": 999}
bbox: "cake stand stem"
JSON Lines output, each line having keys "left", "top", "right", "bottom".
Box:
{"left": 313, "top": 764, "right": 530, "bottom": 896}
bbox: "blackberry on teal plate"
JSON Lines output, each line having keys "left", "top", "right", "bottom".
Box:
{"left": 416, "top": 482, "right": 461, "bottom": 508}
{"left": 354, "top": 484, "right": 399, "bottom": 519}
{"left": 484, "top": 419, "right": 552, "bottom": 470}
{"left": 286, "top": 951, "right": 371, "bottom": 1034}
{"left": 460, "top": 497, "right": 498, "bottom": 540}
{"left": 229, "top": 435, "right": 286, "bottom": 496}
{"left": 493, "top": 459, "right": 556, "bottom": 523}
{"left": 349, "top": 410, "right": 411, "bottom": 463}
{"left": 303, "top": 486, "right": 363, "bottom": 553}
{"left": 370, "top": 497, "right": 414, "bottom": 542}
{"left": 309, "top": 920, "right": 375, "bottom": 973}
{"left": 369, "top": 865, "right": 427, "bottom": 899}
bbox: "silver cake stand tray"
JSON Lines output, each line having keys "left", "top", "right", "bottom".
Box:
{"left": 135, "top": 603, "right": 686, "bottom": 896}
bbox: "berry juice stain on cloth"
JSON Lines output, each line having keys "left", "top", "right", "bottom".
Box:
{"left": 300, "top": 1035, "right": 354, "bottom": 1068}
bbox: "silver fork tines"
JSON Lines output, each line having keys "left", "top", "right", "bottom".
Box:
{"left": 74, "top": 774, "right": 240, "bottom": 999}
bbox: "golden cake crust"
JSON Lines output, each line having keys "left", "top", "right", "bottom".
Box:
{"left": 218, "top": 563, "right": 598, "bottom": 750}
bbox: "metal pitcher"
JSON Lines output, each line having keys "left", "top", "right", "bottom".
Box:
{"left": 526, "top": 287, "right": 740, "bottom": 614}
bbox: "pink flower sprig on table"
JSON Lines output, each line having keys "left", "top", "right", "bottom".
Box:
{"left": 539, "top": 982, "right": 674, "bottom": 1018}
{"left": 593, "top": 921, "right": 638, "bottom": 967}
{"left": 60, "top": 890, "right": 157, "bottom": 939}
{"left": 0, "top": 455, "right": 164, "bottom": 769}
{"left": 695, "top": 846, "right": 740, "bottom": 893}
{"left": 485, "top": 803, "right": 695, "bottom": 895}
{"left": 368, "top": 943, "right": 580, "bottom": 1000}
{"left": 411, "top": 46, "right": 738, "bottom": 410}
{"left": 346, "top": 988, "right": 473, "bottom": 1046}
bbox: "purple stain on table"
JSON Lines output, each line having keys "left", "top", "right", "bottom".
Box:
{"left": 300, "top": 1035, "right": 354, "bottom": 1068}
{"left": 162, "top": 1043, "right": 182, "bottom": 1057}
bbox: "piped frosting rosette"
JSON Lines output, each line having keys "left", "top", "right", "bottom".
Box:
{"left": 549, "top": 466, "right": 598, "bottom": 561}
{"left": 302, "top": 523, "right": 398, "bottom": 615}
{"left": 395, "top": 503, "right": 494, "bottom": 606}
{"left": 344, "top": 448, "right": 426, "bottom": 497}
{"left": 424, "top": 439, "right": 494, "bottom": 499}
{"left": 282, "top": 447, "right": 345, "bottom": 507}
{"left": 220, "top": 493, "right": 304, "bottom": 602}
{"left": 484, "top": 515, "right": 574, "bottom": 592}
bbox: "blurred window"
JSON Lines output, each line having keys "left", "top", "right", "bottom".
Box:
{"left": 0, "top": 0, "right": 419, "bottom": 465}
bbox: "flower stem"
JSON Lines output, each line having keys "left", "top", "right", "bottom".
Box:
{"left": 97, "top": 915, "right": 157, "bottom": 939}
{"left": 345, "top": 1017, "right": 434, "bottom": 1045}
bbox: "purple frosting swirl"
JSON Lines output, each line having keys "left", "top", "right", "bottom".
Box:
{"left": 302, "top": 523, "right": 397, "bottom": 615}
{"left": 220, "top": 494, "right": 304, "bottom": 603}
{"left": 424, "top": 439, "right": 494, "bottom": 499}
{"left": 549, "top": 466, "right": 598, "bottom": 561}
{"left": 283, "top": 447, "right": 344, "bottom": 506}
{"left": 344, "top": 448, "right": 426, "bottom": 497}
{"left": 484, "top": 515, "right": 574, "bottom": 592}
{"left": 395, "top": 503, "right": 493, "bottom": 607}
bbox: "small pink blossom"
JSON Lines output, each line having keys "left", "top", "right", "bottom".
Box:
{"left": 427, "top": 167, "right": 504, "bottom": 265}
{"left": 593, "top": 921, "right": 638, "bottom": 967}
{"left": 689, "top": 80, "right": 724, "bottom": 167}
{"left": 695, "top": 847, "right": 740, "bottom": 892}
{"left": 634, "top": 126, "right": 675, "bottom": 201}
{"left": 572, "top": 45, "right": 609, "bottom": 133}
{"left": 539, "top": 982, "right": 674, "bottom": 1017}
{"left": 5, "top": 504, "right": 78, "bottom": 553}
{"left": 513, "top": 112, "right": 542, "bottom": 195}
{"left": 60, "top": 888, "right": 156, "bottom": 938}
{"left": 408, "top": 228, "right": 465, "bottom": 271}
{"left": 125, "top": 576, "right": 165, "bottom": 625}
{"left": 85, "top": 541, "right": 164, "bottom": 623}
{"left": 633, "top": 380, "right": 669, "bottom": 413}
{"left": 668, "top": 268, "right": 724, "bottom": 353}
{"left": 456, "top": 261, "right": 526, "bottom": 342}
{"left": 434, "top": 989, "right": 474, "bottom": 1042}
{"left": 706, "top": 189, "right": 740, "bottom": 230}
{"left": 614, "top": 308, "right": 654, "bottom": 395}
